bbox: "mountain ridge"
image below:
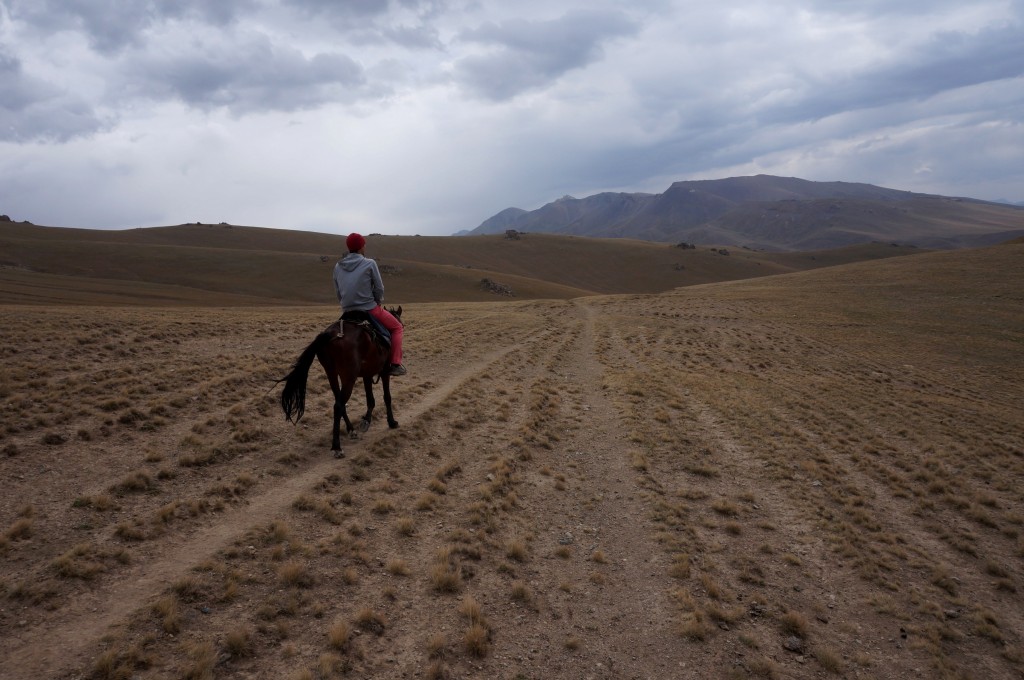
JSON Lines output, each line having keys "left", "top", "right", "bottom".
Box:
{"left": 469, "top": 175, "right": 1024, "bottom": 250}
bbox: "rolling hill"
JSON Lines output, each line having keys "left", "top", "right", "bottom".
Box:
{"left": 468, "top": 175, "right": 1024, "bottom": 250}
{"left": 0, "top": 221, "right": 925, "bottom": 306}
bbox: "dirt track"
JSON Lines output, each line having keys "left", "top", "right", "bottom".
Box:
{"left": 2, "top": 251, "right": 1023, "bottom": 680}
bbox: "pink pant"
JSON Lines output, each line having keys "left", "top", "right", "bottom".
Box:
{"left": 368, "top": 305, "right": 404, "bottom": 365}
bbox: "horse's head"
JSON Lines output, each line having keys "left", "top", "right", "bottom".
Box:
{"left": 387, "top": 305, "right": 402, "bottom": 321}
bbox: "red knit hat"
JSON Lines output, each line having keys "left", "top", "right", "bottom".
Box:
{"left": 346, "top": 232, "right": 366, "bottom": 252}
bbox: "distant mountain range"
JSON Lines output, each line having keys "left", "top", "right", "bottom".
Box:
{"left": 465, "top": 175, "right": 1024, "bottom": 250}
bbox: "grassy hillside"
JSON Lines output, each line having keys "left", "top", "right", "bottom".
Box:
{"left": 0, "top": 222, "right": 924, "bottom": 306}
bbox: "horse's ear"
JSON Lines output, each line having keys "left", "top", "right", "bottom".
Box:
{"left": 395, "top": 305, "right": 402, "bottom": 317}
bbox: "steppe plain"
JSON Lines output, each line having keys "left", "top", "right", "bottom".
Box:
{"left": 1, "top": 233, "right": 1023, "bottom": 679}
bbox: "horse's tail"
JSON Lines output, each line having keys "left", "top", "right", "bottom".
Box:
{"left": 278, "top": 332, "right": 331, "bottom": 423}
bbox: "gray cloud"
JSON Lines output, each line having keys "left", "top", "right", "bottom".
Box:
{"left": 379, "top": 22, "right": 443, "bottom": 50}
{"left": 283, "top": 0, "right": 392, "bottom": 19}
{"left": 760, "top": 22, "right": 1024, "bottom": 126}
{"left": 4, "top": 0, "right": 256, "bottom": 54}
{"left": 0, "top": 46, "right": 105, "bottom": 141}
{"left": 283, "top": 0, "right": 443, "bottom": 19}
{"left": 453, "top": 9, "right": 640, "bottom": 100}
{"left": 119, "top": 37, "right": 368, "bottom": 114}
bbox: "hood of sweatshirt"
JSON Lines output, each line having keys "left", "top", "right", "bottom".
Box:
{"left": 338, "top": 253, "right": 366, "bottom": 272}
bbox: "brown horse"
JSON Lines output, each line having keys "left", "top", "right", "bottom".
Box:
{"left": 279, "top": 307, "right": 401, "bottom": 456}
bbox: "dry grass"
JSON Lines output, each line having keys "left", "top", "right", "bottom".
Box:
{"left": 278, "top": 560, "right": 313, "bottom": 588}
{"left": 425, "top": 660, "right": 447, "bottom": 680}
{"left": 464, "top": 623, "right": 489, "bottom": 658}
{"left": 181, "top": 640, "right": 216, "bottom": 680}
{"left": 504, "top": 537, "right": 528, "bottom": 561}
{"left": 224, "top": 626, "right": 252, "bottom": 658}
{"left": 152, "top": 596, "right": 182, "bottom": 634}
{"left": 354, "top": 607, "right": 386, "bottom": 635}
{"left": 430, "top": 562, "right": 463, "bottom": 594}
{"left": 327, "top": 619, "right": 351, "bottom": 650}
{"left": 459, "top": 595, "right": 485, "bottom": 625}
{"left": 779, "top": 610, "right": 810, "bottom": 637}
{"left": 394, "top": 515, "right": 416, "bottom": 536}
{"left": 1, "top": 243, "right": 1023, "bottom": 680}
{"left": 669, "top": 553, "right": 690, "bottom": 580}
{"left": 814, "top": 646, "right": 844, "bottom": 673}
{"left": 510, "top": 580, "right": 533, "bottom": 603}
{"left": 386, "top": 558, "right": 411, "bottom": 576}
{"left": 426, "top": 632, "right": 447, "bottom": 659}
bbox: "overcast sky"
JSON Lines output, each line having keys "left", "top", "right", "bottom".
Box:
{"left": 1, "top": 0, "right": 1022, "bottom": 236}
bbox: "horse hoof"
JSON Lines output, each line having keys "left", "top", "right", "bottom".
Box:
{"left": 333, "top": 449, "right": 345, "bottom": 459}
{"left": 349, "top": 430, "right": 359, "bottom": 440}
{"left": 388, "top": 421, "right": 399, "bottom": 429}
{"left": 359, "top": 419, "right": 371, "bottom": 433}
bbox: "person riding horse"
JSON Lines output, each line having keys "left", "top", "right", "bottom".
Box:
{"left": 333, "top": 232, "right": 406, "bottom": 377}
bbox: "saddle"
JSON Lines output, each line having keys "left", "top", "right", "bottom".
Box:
{"left": 339, "top": 310, "right": 391, "bottom": 348}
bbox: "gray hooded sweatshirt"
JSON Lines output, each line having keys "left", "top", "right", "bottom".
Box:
{"left": 333, "top": 253, "right": 384, "bottom": 312}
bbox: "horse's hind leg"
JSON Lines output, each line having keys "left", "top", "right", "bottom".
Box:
{"left": 382, "top": 375, "right": 398, "bottom": 429}
{"left": 359, "top": 377, "right": 376, "bottom": 433}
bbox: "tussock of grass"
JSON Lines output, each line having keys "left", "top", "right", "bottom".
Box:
{"left": 328, "top": 619, "right": 351, "bottom": 650}
{"left": 152, "top": 595, "right": 182, "bottom": 633}
{"left": 780, "top": 610, "right": 810, "bottom": 637}
{"left": 464, "top": 622, "right": 489, "bottom": 657}
{"left": 4, "top": 517, "right": 33, "bottom": 541}
{"left": 505, "top": 538, "right": 528, "bottom": 561}
{"left": 278, "top": 560, "right": 313, "bottom": 588}
{"left": 371, "top": 499, "right": 395, "bottom": 514}
{"left": 387, "top": 558, "right": 411, "bottom": 576}
{"left": 355, "top": 606, "right": 386, "bottom": 635}
{"left": 430, "top": 562, "right": 463, "bottom": 593}
{"left": 265, "top": 520, "right": 291, "bottom": 544}
{"left": 425, "top": 660, "right": 448, "bottom": 680}
{"left": 631, "top": 450, "right": 649, "bottom": 471}
{"left": 90, "top": 649, "right": 134, "bottom": 680}
{"left": 292, "top": 494, "right": 341, "bottom": 524}
{"left": 680, "top": 610, "right": 707, "bottom": 640}
{"left": 711, "top": 498, "right": 740, "bottom": 517}
{"left": 510, "top": 580, "right": 532, "bottom": 603}
{"left": 110, "top": 471, "right": 154, "bottom": 495}
{"left": 225, "top": 626, "right": 252, "bottom": 658}
{"left": 814, "top": 646, "right": 844, "bottom": 673}
{"left": 53, "top": 543, "right": 106, "bottom": 580}
{"left": 459, "top": 595, "right": 485, "bottom": 625}
{"left": 669, "top": 553, "right": 691, "bottom": 580}
{"left": 395, "top": 515, "right": 416, "bottom": 536}
{"left": 426, "top": 631, "right": 447, "bottom": 659}
{"left": 172, "top": 574, "right": 205, "bottom": 601}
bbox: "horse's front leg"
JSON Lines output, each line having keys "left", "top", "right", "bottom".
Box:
{"left": 382, "top": 375, "right": 399, "bottom": 429}
{"left": 335, "top": 381, "right": 356, "bottom": 450}
{"left": 331, "top": 399, "right": 344, "bottom": 454}
{"left": 359, "top": 376, "right": 376, "bottom": 433}
{"left": 325, "top": 375, "right": 348, "bottom": 454}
